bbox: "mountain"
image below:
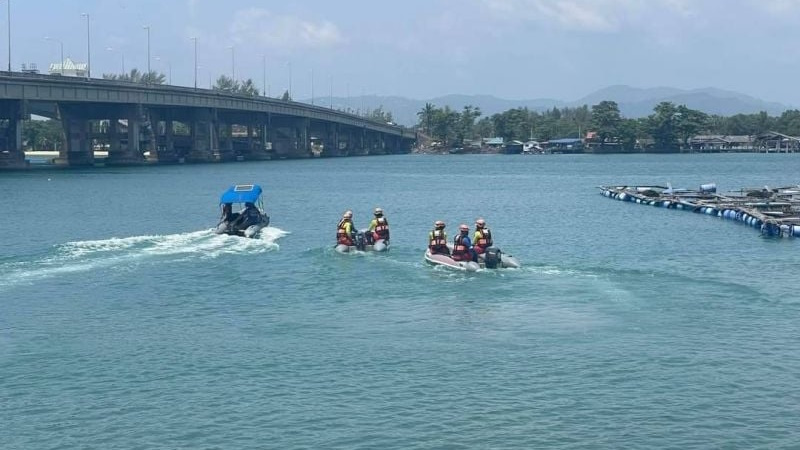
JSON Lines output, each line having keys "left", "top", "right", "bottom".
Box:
{"left": 308, "top": 86, "right": 792, "bottom": 127}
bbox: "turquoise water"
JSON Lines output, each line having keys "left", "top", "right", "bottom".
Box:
{"left": 2, "top": 154, "right": 799, "bottom": 449}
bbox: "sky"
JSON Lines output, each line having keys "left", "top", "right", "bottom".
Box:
{"left": 7, "top": 0, "right": 800, "bottom": 105}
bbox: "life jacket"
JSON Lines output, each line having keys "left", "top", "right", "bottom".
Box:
{"left": 337, "top": 219, "right": 352, "bottom": 241}
{"left": 374, "top": 217, "right": 389, "bottom": 239}
{"left": 429, "top": 229, "right": 447, "bottom": 248}
{"left": 453, "top": 234, "right": 470, "bottom": 256}
{"left": 475, "top": 228, "right": 493, "bottom": 247}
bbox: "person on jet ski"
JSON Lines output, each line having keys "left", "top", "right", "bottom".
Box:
{"left": 337, "top": 210, "right": 357, "bottom": 246}
{"left": 367, "top": 207, "right": 390, "bottom": 244}
{"left": 472, "top": 218, "right": 493, "bottom": 255}
{"left": 428, "top": 220, "right": 450, "bottom": 255}
{"left": 452, "top": 224, "right": 477, "bottom": 262}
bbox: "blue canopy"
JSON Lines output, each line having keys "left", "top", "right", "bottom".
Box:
{"left": 219, "top": 184, "right": 263, "bottom": 204}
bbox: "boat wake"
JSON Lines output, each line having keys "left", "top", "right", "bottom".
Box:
{"left": 1, "top": 227, "right": 289, "bottom": 288}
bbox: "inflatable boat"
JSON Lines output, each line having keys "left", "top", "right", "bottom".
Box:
{"left": 214, "top": 184, "right": 270, "bottom": 238}
{"left": 424, "top": 246, "right": 521, "bottom": 272}
{"left": 335, "top": 231, "right": 389, "bottom": 253}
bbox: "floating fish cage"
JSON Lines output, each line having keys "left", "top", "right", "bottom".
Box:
{"left": 599, "top": 183, "right": 800, "bottom": 238}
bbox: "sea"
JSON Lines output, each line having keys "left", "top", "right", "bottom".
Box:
{"left": 2, "top": 153, "right": 799, "bottom": 449}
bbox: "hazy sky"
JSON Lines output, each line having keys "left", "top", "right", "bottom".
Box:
{"left": 8, "top": 0, "right": 800, "bottom": 104}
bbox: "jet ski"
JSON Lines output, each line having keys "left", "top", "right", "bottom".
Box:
{"left": 214, "top": 184, "right": 270, "bottom": 238}
{"left": 424, "top": 246, "right": 520, "bottom": 272}
{"left": 335, "top": 231, "right": 390, "bottom": 253}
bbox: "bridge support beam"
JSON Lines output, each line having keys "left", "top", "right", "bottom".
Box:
{"left": 187, "top": 108, "right": 217, "bottom": 163}
{"left": 56, "top": 105, "right": 93, "bottom": 167}
{"left": 107, "top": 106, "right": 147, "bottom": 166}
{"left": 0, "top": 118, "right": 27, "bottom": 169}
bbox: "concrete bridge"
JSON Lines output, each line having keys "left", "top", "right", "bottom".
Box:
{"left": 0, "top": 72, "right": 416, "bottom": 169}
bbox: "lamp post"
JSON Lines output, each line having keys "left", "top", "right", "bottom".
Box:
{"left": 81, "top": 13, "right": 90, "bottom": 78}
{"left": 227, "top": 45, "right": 235, "bottom": 80}
{"left": 106, "top": 46, "right": 124, "bottom": 74}
{"left": 287, "top": 60, "right": 292, "bottom": 100}
{"left": 310, "top": 68, "right": 314, "bottom": 105}
{"left": 45, "top": 36, "right": 64, "bottom": 75}
{"left": 143, "top": 25, "right": 150, "bottom": 80}
{"left": 261, "top": 54, "right": 266, "bottom": 97}
{"left": 190, "top": 36, "right": 197, "bottom": 89}
{"left": 6, "top": 0, "right": 10, "bottom": 72}
{"left": 329, "top": 75, "right": 333, "bottom": 109}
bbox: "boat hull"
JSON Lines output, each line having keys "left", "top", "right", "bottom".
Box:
{"left": 335, "top": 239, "right": 389, "bottom": 253}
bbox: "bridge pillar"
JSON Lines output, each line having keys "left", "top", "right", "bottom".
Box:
{"left": 217, "top": 122, "right": 235, "bottom": 161}
{"left": 105, "top": 105, "right": 146, "bottom": 165}
{"left": 244, "top": 120, "right": 271, "bottom": 161}
{"left": 56, "top": 105, "right": 93, "bottom": 167}
{"left": 324, "top": 123, "right": 339, "bottom": 157}
{"left": 187, "top": 108, "right": 217, "bottom": 163}
{"left": 296, "top": 118, "right": 309, "bottom": 157}
{"left": 0, "top": 117, "right": 27, "bottom": 169}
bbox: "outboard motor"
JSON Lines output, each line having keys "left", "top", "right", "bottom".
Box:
{"left": 484, "top": 247, "right": 501, "bottom": 269}
{"left": 354, "top": 231, "right": 366, "bottom": 251}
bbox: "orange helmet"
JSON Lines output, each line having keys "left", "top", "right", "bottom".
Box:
{"left": 475, "top": 218, "right": 486, "bottom": 228}
{"left": 434, "top": 220, "right": 445, "bottom": 228}
{"left": 459, "top": 224, "right": 469, "bottom": 232}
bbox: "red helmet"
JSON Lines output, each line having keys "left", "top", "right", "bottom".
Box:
{"left": 459, "top": 224, "right": 469, "bottom": 232}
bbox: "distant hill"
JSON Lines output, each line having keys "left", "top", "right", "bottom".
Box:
{"left": 308, "top": 86, "right": 792, "bottom": 127}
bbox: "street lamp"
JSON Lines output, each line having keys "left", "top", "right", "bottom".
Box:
{"left": 287, "top": 60, "right": 292, "bottom": 100}
{"left": 81, "top": 12, "right": 90, "bottom": 78}
{"left": 105, "top": 46, "right": 124, "bottom": 74}
{"left": 6, "top": 0, "right": 11, "bottom": 72}
{"left": 227, "top": 45, "right": 235, "bottom": 79}
{"left": 310, "top": 67, "right": 314, "bottom": 105}
{"left": 261, "top": 54, "right": 266, "bottom": 97}
{"left": 190, "top": 36, "right": 197, "bottom": 89}
{"left": 143, "top": 25, "right": 150, "bottom": 80}
{"left": 44, "top": 36, "right": 64, "bottom": 75}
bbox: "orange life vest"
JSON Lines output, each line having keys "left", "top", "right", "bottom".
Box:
{"left": 475, "top": 228, "right": 493, "bottom": 247}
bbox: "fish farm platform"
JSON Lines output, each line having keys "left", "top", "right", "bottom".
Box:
{"left": 599, "top": 183, "right": 800, "bottom": 238}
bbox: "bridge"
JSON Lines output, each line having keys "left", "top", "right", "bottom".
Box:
{"left": 0, "top": 72, "right": 416, "bottom": 169}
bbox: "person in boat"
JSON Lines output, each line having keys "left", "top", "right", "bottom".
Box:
{"left": 452, "top": 224, "right": 477, "bottom": 262}
{"left": 367, "top": 207, "right": 390, "bottom": 244}
{"left": 232, "top": 202, "right": 261, "bottom": 229}
{"left": 472, "top": 218, "right": 493, "bottom": 255}
{"left": 428, "top": 220, "right": 450, "bottom": 256}
{"left": 220, "top": 203, "right": 240, "bottom": 224}
{"left": 337, "top": 210, "right": 357, "bottom": 246}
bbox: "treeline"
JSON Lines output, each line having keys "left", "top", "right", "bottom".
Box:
{"left": 417, "top": 101, "right": 800, "bottom": 151}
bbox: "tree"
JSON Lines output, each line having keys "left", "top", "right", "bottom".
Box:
{"left": 213, "top": 75, "right": 239, "bottom": 93}
{"left": 238, "top": 78, "right": 260, "bottom": 97}
{"left": 367, "top": 105, "right": 393, "bottom": 123}
{"left": 417, "top": 103, "right": 436, "bottom": 135}
{"left": 456, "top": 105, "right": 481, "bottom": 142}
{"left": 102, "top": 68, "right": 165, "bottom": 85}
{"left": 591, "top": 100, "right": 622, "bottom": 143}
{"left": 647, "top": 102, "right": 680, "bottom": 151}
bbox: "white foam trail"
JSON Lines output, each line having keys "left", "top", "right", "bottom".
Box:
{"left": 0, "top": 227, "right": 289, "bottom": 288}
